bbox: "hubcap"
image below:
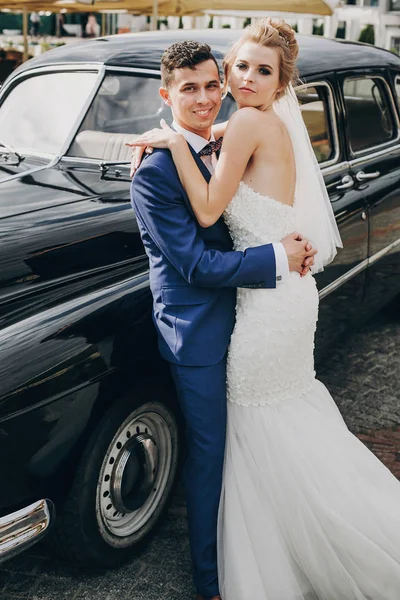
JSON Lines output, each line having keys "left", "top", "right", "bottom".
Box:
{"left": 97, "top": 409, "right": 173, "bottom": 538}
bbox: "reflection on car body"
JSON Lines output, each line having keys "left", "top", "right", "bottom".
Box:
{"left": 0, "top": 30, "right": 399, "bottom": 567}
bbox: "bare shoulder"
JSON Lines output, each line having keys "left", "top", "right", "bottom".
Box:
{"left": 222, "top": 108, "right": 266, "bottom": 149}
{"left": 261, "top": 110, "right": 286, "bottom": 135}
{"left": 228, "top": 106, "right": 265, "bottom": 129}
{"left": 227, "top": 108, "right": 284, "bottom": 140}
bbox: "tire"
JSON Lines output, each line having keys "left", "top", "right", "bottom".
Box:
{"left": 49, "top": 387, "right": 180, "bottom": 567}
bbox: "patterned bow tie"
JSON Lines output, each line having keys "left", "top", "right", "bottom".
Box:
{"left": 198, "top": 137, "right": 223, "bottom": 157}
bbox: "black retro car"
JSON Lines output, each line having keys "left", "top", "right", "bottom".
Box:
{"left": 0, "top": 30, "right": 399, "bottom": 567}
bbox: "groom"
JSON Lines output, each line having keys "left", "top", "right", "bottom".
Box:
{"left": 130, "top": 41, "right": 316, "bottom": 600}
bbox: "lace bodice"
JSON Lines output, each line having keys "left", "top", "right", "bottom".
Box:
{"left": 224, "top": 182, "right": 319, "bottom": 407}
{"left": 224, "top": 181, "right": 297, "bottom": 251}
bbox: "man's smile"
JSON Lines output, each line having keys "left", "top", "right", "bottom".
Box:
{"left": 193, "top": 107, "right": 214, "bottom": 117}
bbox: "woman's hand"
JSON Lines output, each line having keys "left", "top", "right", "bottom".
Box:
{"left": 129, "top": 146, "right": 151, "bottom": 177}
{"left": 126, "top": 120, "right": 183, "bottom": 176}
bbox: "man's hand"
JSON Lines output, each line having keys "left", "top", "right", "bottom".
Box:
{"left": 281, "top": 232, "right": 318, "bottom": 276}
{"left": 300, "top": 242, "right": 315, "bottom": 276}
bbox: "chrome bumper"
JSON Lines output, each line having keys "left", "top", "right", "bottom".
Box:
{"left": 0, "top": 499, "right": 55, "bottom": 562}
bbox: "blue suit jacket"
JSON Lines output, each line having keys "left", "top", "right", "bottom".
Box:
{"left": 131, "top": 145, "right": 277, "bottom": 366}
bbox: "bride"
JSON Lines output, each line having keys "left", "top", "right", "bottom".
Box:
{"left": 129, "top": 18, "right": 400, "bottom": 600}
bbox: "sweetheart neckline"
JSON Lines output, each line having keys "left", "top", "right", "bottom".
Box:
{"left": 238, "top": 181, "right": 295, "bottom": 210}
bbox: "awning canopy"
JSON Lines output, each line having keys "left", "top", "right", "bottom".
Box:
{"left": 0, "top": 0, "right": 158, "bottom": 10}
{"left": 0, "top": 0, "right": 338, "bottom": 15}
{"left": 151, "top": 0, "right": 338, "bottom": 16}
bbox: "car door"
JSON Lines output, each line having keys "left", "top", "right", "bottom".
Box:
{"left": 338, "top": 68, "right": 400, "bottom": 314}
{"left": 296, "top": 76, "right": 368, "bottom": 356}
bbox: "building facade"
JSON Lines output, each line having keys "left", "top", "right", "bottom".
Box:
{"left": 322, "top": 0, "right": 400, "bottom": 52}
{"left": 163, "top": 1, "right": 400, "bottom": 53}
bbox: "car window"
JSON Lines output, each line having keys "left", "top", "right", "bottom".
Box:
{"left": 343, "top": 76, "right": 396, "bottom": 154}
{"left": 68, "top": 72, "right": 236, "bottom": 160}
{"left": 0, "top": 71, "right": 98, "bottom": 155}
{"left": 296, "top": 84, "right": 336, "bottom": 164}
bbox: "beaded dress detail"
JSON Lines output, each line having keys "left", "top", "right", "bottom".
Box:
{"left": 217, "top": 181, "right": 400, "bottom": 600}
{"left": 224, "top": 182, "right": 318, "bottom": 407}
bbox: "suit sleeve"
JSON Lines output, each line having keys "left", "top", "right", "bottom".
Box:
{"left": 131, "top": 162, "right": 276, "bottom": 289}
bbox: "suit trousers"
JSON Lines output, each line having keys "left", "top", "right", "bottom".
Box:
{"left": 170, "top": 356, "right": 227, "bottom": 598}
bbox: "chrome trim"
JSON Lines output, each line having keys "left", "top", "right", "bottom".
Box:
{"left": 58, "top": 65, "right": 106, "bottom": 159}
{"left": 343, "top": 75, "right": 400, "bottom": 158}
{"left": 355, "top": 170, "right": 380, "bottom": 181}
{"left": 0, "top": 499, "right": 55, "bottom": 563}
{"left": 368, "top": 238, "right": 400, "bottom": 267}
{"left": 105, "top": 66, "right": 161, "bottom": 76}
{"left": 61, "top": 155, "right": 104, "bottom": 166}
{"left": 349, "top": 143, "right": 400, "bottom": 168}
{"left": 61, "top": 155, "right": 131, "bottom": 170}
{"left": 319, "top": 259, "right": 368, "bottom": 300}
{"left": 336, "top": 174, "right": 354, "bottom": 190}
{"left": 0, "top": 63, "right": 102, "bottom": 101}
{"left": 294, "top": 80, "right": 340, "bottom": 169}
{"left": 321, "top": 161, "right": 350, "bottom": 177}
{"left": 319, "top": 238, "right": 400, "bottom": 300}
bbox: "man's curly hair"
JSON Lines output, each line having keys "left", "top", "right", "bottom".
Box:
{"left": 161, "top": 41, "right": 220, "bottom": 88}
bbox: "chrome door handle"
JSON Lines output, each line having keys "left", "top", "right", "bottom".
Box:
{"left": 356, "top": 170, "right": 380, "bottom": 182}
{"left": 336, "top": 175, "right": 354, "bottom": 190}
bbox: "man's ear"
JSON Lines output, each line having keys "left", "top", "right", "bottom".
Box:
{"left": 159, "top": 87, "right": 172, "bottom": 106}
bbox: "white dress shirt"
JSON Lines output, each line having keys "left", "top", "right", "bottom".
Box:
{"left": 172, "top": 121, "right": 289, "bottom": 284}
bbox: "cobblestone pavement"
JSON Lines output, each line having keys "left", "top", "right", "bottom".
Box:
{"left": 0, "top": 305, "right": 399, "bottom": 600}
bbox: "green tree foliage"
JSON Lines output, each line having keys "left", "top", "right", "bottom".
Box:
{"left": 243, "top": 17, "right": 251, "bottom": 28}
{"left": 359, "top": 24, "right": 375, "bottom": 45}
{"left": 208, "top": 16, "right": 214, "bottom": 28}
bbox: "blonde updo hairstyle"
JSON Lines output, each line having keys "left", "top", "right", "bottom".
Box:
{"left": 223, "top": 18, "right": 299, "bottom": 101}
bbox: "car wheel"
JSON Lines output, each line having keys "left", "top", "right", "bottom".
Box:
{"left": 50, "top": 389, "right": 180, "bottom": 567}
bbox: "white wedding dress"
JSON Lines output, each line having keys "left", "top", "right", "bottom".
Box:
{"left": 218, "top": 180, "right": 400, "bottom": 600}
